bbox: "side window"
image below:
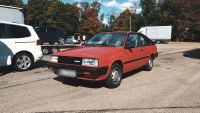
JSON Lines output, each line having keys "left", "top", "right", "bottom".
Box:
{"left": 138, "top": 34, "right": 152, "bottom": 46}
{"left": 47, "top": 27, "right": 56, "bottom": 32}
{"left": 138, "top": 35, "right": 146, "bottom": 46}
{"left": 0, "top": 24, "right": 7, "bottom": 39}
{"left": 7, "top": 25, "right": 31, "bottom": 38}
{"left": 126, "top": 34, "right": 138, "bottom": 48}
{"left": 57, "top": 28, "right": 64, "bottom": 33}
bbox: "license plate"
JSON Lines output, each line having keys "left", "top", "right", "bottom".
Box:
{"left": 58, "top": 69, "right": 77, "bottom": 78}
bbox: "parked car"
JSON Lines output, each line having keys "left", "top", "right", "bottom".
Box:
{"left": 48, "top": 32, "right": 158, "bottom": 88}
{"left": 0, "top": 21, "right": 43, "bottom": 71}
{"left": 65, "top": 36, "right": 80, "bottom": 44}
{"left": 34, "top": 26, "right": 67, "bottom": 45}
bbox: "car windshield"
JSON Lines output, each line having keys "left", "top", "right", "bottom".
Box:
{"left": 84, "top": 33, "right": 126, "bottom": 47}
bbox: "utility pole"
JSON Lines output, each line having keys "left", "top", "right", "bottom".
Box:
{"left": 130, "top": 16, "right": 132, "bottom": 31}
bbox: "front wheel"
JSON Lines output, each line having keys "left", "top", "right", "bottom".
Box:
{"left": 105, "top": 63, "right": 122, "bottom": 88}
{"left": 13, "top": 53, "right": 33, "bottom": 71}
{"left": 144, "top": 56, "right": 153, "bottom": 71}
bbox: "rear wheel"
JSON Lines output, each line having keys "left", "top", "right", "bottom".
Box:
{"left": 105, "top": 63, "right": 122, "bottom": 88}
{"left": 13, "top": 53, "right": 33, "bottom": 71}
{"left": 42, "top": 47, "right": 49, "bottom": 55}
{"left": 51, "top": 47, "right": 58, "bottom": 53}
{"left": 144, "top": 56, "right": 153, "bottom": 71}
{"left": 58, "top": 38, "right": 65, "bottom": 45}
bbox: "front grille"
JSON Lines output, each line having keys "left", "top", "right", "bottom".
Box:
{"left": 58, "top": 56, "right": 82, "bottom": 65}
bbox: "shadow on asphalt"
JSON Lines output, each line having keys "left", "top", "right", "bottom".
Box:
{"left": 183, "top": 49, "right": 200, "bottom": 59}
{"left": 54, "top": 68, "right": 143, "bottom": 89}
{"left": 0, "top": 60, "right": 48, "bottom": 76}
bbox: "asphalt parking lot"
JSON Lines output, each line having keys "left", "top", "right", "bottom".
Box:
{"left": 0, "top": 42, "right": 200, "bottom": 113}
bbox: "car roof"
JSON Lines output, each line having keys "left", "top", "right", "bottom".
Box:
{"left": 100, "top": 31, "right": 139, "bottom": 34}
{"left": 0, "top": 21, "right": 31, "bottom": 28}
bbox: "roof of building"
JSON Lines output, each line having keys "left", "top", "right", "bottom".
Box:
{"left": 0, "top": 5, "right": 22, "bottom": 10}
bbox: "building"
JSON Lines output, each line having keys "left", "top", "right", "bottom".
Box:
{"left": 0, "top": 5, "right": 24, "bottom": 24}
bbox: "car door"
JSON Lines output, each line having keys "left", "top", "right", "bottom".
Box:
{"left": 137, "top": 34, "right": 151, "bottom": 66}
{"left": 0, "top": 23, "right": 15, "bottom": 66}
{"left": 47, "top": 27, "right": 57, "bottom": 42}
{"left": 123, "top": 33, "right": 146, "bottom": 73}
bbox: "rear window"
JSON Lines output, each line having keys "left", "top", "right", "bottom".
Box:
{"left": 35, "top": 27, "right": 46, "bottom": 32}
{"left": 7, "top": 25, "right": 31, "bottom": 38}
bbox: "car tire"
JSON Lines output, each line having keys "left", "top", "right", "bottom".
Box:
{"left": 58, "top": 38, "right": 65, "bottom": 45}
{"left": 42, "top": 47, "right": 49, "bottom": 55}
{"left": 144, "top": 56, "right": 153, "bottom": 71}
{"left": 13, "top": 53, "right": 33, "bottom": 71}
{"left": 105, "top": 63, "right": 122, "bottom": 88}
{"left": 51, "top": 47, "right": 58, "bottom": 53}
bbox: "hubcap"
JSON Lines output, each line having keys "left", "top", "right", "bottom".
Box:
{"left": 16, "top": 55, "right": 31, "bottom": 70}
{"left": 111, "top": 68, "right": 121, "bottom": 84}
{"left": 59, "top": 38, "right": 65, "bottom": 44}
{"left": 43, "top": 49, "right": 49, "bottom": 55}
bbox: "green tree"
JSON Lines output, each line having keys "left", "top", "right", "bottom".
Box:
{"left": 25, "top": 0, "right": 80, "bottom": 35}
{"left": 112, "top": 9, "right": 137, "bottom": 31}
{"left": 80, "top": 1, "right": 101, "bottom": 35}
{"left": 0, "top": 0, "right": 24, "bottom": 7}
{"left": 140, "top": 0, "right": 157, "bottom": 25}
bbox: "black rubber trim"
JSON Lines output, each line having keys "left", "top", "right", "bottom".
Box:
{"left": 48, "top": 63, "right": 108, "bottom": 76}
{"left": 124, "top": 56, "right": 149, "bottom": 64}
{"left": 154, "top": 53, "right": 158, "bottom": 58}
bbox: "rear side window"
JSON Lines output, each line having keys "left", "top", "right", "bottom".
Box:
{"left": 7, "top": 25, "right": 31, "bottom": 38}
{"left": 35, "top": 27, "right": 46, "bottom": 32}
{"left": 47, "top": 27, "right": 56, "bottom": 32}
{"left": 139, "top": 34, "right": 152, "bottom": 46}
{"left": 0, "top": 24, "right": 7, "bottom": 39}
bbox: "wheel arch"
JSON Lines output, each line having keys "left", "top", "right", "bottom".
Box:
{"left": 12, "top": 51, "right": 34, "bottom": 65}
{"left": 112, "top": 60, "right": 123, "bottom": 72}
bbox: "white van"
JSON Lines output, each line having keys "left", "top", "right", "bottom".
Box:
{"left": 138, "top": 26, "right": 172, "bottom": 43}
{"left": 0, "top": 21, "right": 43, "bottom": 71}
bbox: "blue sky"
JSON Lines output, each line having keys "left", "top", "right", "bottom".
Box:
{"left": 23, "top": 0, "right": 141, "bottom": 24}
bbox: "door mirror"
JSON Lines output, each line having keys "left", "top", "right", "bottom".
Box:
{"left": 124, "top": 43, "right": 135, "bottom": 49}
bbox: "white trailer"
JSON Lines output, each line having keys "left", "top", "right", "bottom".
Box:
{"left": 0, "top": 5, "right": 24, "bottom": 24}
{"left": 138, "top": 26, "right": 172, "bottom": 43}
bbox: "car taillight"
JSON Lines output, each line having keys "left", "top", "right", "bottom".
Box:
{"left": 36, "top": 40, "right": 42, "bottom": 45}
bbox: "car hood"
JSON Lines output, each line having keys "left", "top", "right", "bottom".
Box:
{"left": 53, "top": 46, "right": 123, "bottom": 58}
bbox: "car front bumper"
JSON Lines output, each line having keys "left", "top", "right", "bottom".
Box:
{"left": 48, "top": 63, "right": 108, "bottom": 81}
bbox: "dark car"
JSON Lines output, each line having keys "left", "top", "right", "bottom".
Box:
{"left": 34, "top": 26, "right": 67, "bottom": 45}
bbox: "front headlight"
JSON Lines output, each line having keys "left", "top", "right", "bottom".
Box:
{"left": 51, "top": 56, "right": 58, "bottom": 63}
{"left": 82, "top": 58, "right": 98, "bottom": 67}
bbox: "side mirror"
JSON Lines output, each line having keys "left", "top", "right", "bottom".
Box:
{"left": 124, "top": 43, "right": 135, "bottom": 49}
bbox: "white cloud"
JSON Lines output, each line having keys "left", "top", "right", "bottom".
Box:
{"left": 103, "top": 0, "right": 119, "bottom": 7}
{"left": 103, "top": 0, "right": 134, "bottom": 11}
{"left": 120, "top": 2, "right": 133, "bottom": 10}
{"left": 103, "top": 0, "right": 141, "bottom": 13}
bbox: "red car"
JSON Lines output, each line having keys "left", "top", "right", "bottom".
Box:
{"left": 48, "top": 32, "right": 158, "bottom": 88}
